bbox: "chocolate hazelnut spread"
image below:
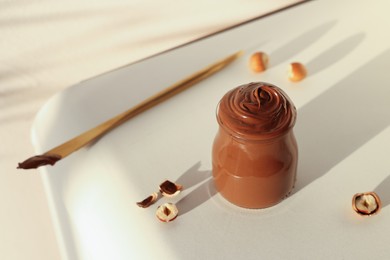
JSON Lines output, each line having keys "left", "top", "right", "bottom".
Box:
{"left": 17, "top": 154, "right": 61, "bottom": 169}
{"left": 212, "top": 82, "right": 298, "bottom": 209}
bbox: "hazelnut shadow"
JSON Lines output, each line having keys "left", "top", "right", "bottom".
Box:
{"left": 270, "top": 20, "right": 337, "bottom": 67}
{"left": 294, "top": 49, "right": 390, "bottom": 193}
{"left": 374, "top": 175, "right": 390, "bottom": 209}
{"left": 174, "top": 162, "right": 217, "bottom": 216}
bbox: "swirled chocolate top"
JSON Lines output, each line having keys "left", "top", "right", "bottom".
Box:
{"left": 217, "top": 82, "right": 296, "bottom": 140}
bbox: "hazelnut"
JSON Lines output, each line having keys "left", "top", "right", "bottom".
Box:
{"left": 159, "top": 180, "right": 183, "bottom": 198}
{"left": 249, "top": 52, "right": 269, "bottom": 73}
{"left": 352, "top": 192, "right": 381, "bottom": 216}
{"left": 156, "top": 203, "right": 178, "bottom": 222}
{"left": 288, "top": 62, "right": 307, "bottom": 82}
{"left": 136, "top": 192, "right": 159, "bottom": 208}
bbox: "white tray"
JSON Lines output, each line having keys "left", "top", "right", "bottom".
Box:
{"left": 32, "top": 0, "right": 390, "bottom": 259}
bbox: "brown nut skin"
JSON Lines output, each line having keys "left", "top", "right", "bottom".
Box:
{"left": 136, "top": 192, "right": 159, "bottom": 208}
{"left": 288, "top": 62, "right": 307, "bottom": 82}
{"left": 249, "top": 52, "right": 269, "bottom": 73}
{"left": 159, "top": 180, "right": 183, "bottom": 198}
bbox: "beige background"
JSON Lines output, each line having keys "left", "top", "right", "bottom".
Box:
{"left": 0, "top": 1, "right": 302, "bottom": 259}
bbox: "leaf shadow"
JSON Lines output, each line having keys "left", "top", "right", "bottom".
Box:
{"left": 270, "top": 20, "right": 337, "bottom": 67}
{"left": 306, "top": 33, "right": 365, "bottom": 76}
{"left": 293, "top": 49, "right": 390, "bottom": 193}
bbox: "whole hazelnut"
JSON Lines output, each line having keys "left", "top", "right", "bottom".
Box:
{"left": 249, "top": 52, "right": 269, "bottom": 73}
{"left": 288, "top": 62, "right": 307, "bottom": 82}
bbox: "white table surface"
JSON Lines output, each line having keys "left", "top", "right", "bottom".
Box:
{"left": 0, "top": 1, "right": 302, "bottom": 259}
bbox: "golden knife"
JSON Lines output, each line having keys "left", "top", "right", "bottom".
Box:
{"left": 18, "top": 51, "right": 243, "bottom": 169}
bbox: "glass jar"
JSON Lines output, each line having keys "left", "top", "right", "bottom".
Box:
{"left": 212, "top": 82, "right": 298, "bottom": 209}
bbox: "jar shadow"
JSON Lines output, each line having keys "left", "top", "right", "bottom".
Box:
{"left": 174, "top": 162, "right": 217, "bottom": 216}
{"left": 293, "top": 49, "right": 390, "bottom": 193}
{"left": 175, "top": 161, "right": 211, "bottom": 190}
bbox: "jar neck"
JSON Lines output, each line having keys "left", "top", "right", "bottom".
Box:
{"left": 217, "top": 123, "right": 293, "bottom": 144}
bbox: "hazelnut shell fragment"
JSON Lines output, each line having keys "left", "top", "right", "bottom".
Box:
{"left": 159, "top": 180, "right": 183, "bottom": 198}
{"left": 352, "top": 192, "right": 381, "bottom": 216}
{"left": 156, "top": 203, "right": 178, "bottom": 222}
{"left": 136, "top": 192, "right": 159, "bottom": 208}
{"left": 249, "top": 52, "right": 269, "bottom": 73}
{"left": 288, "top": 62, "right": 307, "bottom": 82}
